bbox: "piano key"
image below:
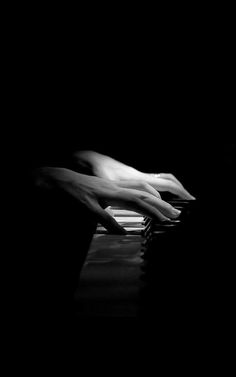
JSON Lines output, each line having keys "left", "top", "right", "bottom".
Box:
{"left": 115, "top": 216, "right": 144, "bottom": 223}
{"left": 112, "top": 209, "right": 143, "bottom": 217}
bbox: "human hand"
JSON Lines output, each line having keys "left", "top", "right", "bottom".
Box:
{"left": 74, "top": 151, "right": 195, "bottom": 200}
{"left": 35, "top": 167, "right": 182, "bottom": 234}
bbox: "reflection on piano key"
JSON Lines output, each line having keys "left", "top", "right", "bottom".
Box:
{"left": 96, "top": 208, "right": 144, "bottom": 235}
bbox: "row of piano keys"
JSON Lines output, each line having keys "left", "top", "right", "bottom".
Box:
{"left": 76, "top": 199, "right": 197, "bottom": 317}
{"left": 112, "top": 200, "right": 198, "bottom": 318}
{"left": 96, "top": 199, "right": 196, "bottom": 236}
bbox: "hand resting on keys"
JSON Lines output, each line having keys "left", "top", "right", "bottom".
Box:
{"left": 34, "top": 167, "right": 181, "bottom": 234}
{"left": 74, "top": 151, "right": 196, "bottom": 200}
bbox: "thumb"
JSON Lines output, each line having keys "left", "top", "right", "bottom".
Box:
{"left": 89, "top": 199, "right": 127, "bottom": 235}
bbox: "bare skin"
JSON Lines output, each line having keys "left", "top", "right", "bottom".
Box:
{"left": 35, "top": 167, "right": 182, "bottom": 234}
{"left": 74, "top": 151, "right": 196, "bottom": 200}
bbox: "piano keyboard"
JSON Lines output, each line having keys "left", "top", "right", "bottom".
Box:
{"left": 96, "top": 200, "right": 196, "bottom": 236}
{"left": 75, "top": 200, "right": 197, "bottom": 317}
{"left": 96, "top": 207, "right": 144, "bottom": 234}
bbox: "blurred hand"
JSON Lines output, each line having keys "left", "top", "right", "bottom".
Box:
{"left": 74, "top": 151, "right": 195, "bottom": 200}
{"left": 35, "top": 167, "right": 181, "bottom": 234}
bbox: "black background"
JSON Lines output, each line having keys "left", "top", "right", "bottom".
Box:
{"left": 17, "top": 28, "right": 234, "bottom": 200}
{"left": 11, "top": 24, "right": 235, "bottom": 329}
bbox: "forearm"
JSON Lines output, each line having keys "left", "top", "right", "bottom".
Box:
{"left": 32, "top": 167, "right": 73, "bottom": 190}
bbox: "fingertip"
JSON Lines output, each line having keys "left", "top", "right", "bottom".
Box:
{"left": 157, "top": 214, "right": 172, "bottom": 222}
{"left": 180, "top": 192, "right": 196, "bottom": 201}
{"left": 161, "top": 218, "right": 172, "bottom": 222}
{"left": 186, "top": 194, "right": 196, "bottom": 200}
{"left": 106, "top": 220, "right": 127, "bottom": 234}
{"left": 170, "top": 208, "right": 181, "bottom": 218}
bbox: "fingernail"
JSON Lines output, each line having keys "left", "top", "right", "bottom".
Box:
{"left": 172, "top": 208, "right": 181, "bottom": 216}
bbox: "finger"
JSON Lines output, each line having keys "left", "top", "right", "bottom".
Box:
{"left": 129, "top": 198, "right": 171, "bottom": 222}
{"left": 105, "top": 206, "right": 115, "bottom": 217}
{"left": 88, "top": 198, "right": 127, "bottom": 234}
{"left": 138, "top": 193, "right": 181, "bottom": 219}
{"left": 116, "top": 180, "right": 161, "bottom": 198}
{"left": 117, "top": 189, "right": 178, "bottom": 221}
{"left": 151, "top": 173, "right": 185, "bottom": 188}
{"left": 144, "top": 175, "right": 196, "bottom": 200}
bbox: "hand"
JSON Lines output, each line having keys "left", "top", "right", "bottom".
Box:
{"left": 74, "top": 151, "right": 195, "bottom": 200}
{"left": 35, "top": 167, "right": 182, "bottom": 234}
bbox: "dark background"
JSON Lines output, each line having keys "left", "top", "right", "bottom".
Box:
{"left": 11, "top": 26, "right": 235, "bottom": 327}
{"left": 17, "top": 29, "right": 234, "bottom": 203}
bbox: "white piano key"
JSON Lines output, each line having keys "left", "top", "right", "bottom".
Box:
{"left": 112, "top": 210, "right": 143, "bottom": 217}
{"left": 115, "top": 216, "right": 144, "bottom": 223}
